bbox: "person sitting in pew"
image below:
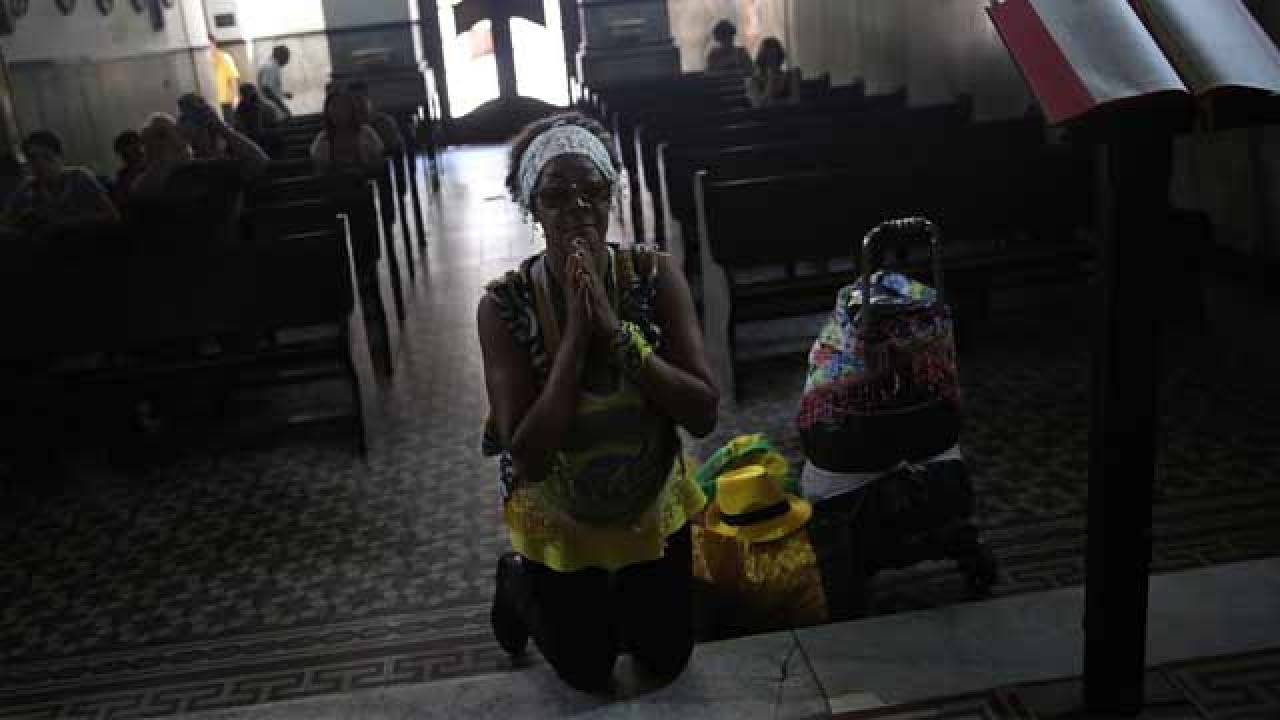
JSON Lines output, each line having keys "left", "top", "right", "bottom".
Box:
{"left": 348, "top": 81, "right": 406, "bottom": 157}
{"left": 112, "top": 130, "right": 147, "bottom": 212}
{"left": 130, "top": 112, "right": 268, "bottom": 247}
{"left": 176, "top": 94, "right": 270, "bottom": 166}
{"left": 706, "top": 19, "right": 753, "bottom": 78}
{"left": 746, "top": 37, "right": 802, "bottom": 108}
{"left": 480, "top": 113, "right": 718, "bottom": 693}
{"left": 233, "top": 83, "right": 286, "bottom": 160}
{"left": 309, "top": 89, "right": 385, "bottom": 177}
{"left": 1, "top": 131, "right": 119, "bottom": 238}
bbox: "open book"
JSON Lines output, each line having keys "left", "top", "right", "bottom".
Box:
{"left": 988, "top": 0, "right": 1280, "bottom": 126}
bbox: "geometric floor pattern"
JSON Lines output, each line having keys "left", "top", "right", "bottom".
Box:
{"left": 2, "top": 147, "right": 1278, "bottom": 719}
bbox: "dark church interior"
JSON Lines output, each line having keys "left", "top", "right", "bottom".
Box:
{"left": 1, "top": 0, "right": 1278, "bottom": 717}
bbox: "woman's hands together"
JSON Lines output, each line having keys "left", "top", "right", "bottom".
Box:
{"left": 565, "top": 240, "right": 619, "bottom": 343}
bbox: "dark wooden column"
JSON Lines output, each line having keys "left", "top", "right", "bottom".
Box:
{"left": 1082, "top": 120, "right": 1175, "bottom": 714}
{"left": 490, "top": 0, "right": 519, "bottom": 100}
{"left": 418, "top": 0, "right": 454, "bottom": 127}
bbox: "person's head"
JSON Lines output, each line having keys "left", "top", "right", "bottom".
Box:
{"left": 141, "top": 113, "right": 193, "bottom": 165}
{"left": 506, "top": 113, "right": 620, "bottom": 284}
{"left": 323, "top": 89, "right": 363, "bottom": 135}
{"left": 21, "top": 131, "right": 65, "bottom": 185}
{"left": 272, "top": 45, "right": 291, "bottom": 67}
{"left": 756, "top": 37, "right": 786, "bottom": 72}
{"left": 712, "top": 19, "right": 737, "bottom": 48}
{"left": 114, "top": 130, "right": 144, "bottom": 166}
{"left": 208, "top": 34, "right": 220, "bottom": 52}
{"left": 176, "top": 93, "right": 223, "bottom": 158}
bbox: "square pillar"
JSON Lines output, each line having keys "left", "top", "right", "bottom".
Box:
{"left": 578, "top": 0, "right": 680, "bottom": 87}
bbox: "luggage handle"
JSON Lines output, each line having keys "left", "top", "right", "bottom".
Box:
{"left": 859, "top": 217, "right": 945, "bottom": 331}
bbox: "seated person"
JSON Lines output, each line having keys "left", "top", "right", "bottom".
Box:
{"left": 310, "top": 89, "right": 385, "bottom": 176}
{"left": 706, "top": 20, "right": 753, "bottom": 77}
{"left": 233, "top": 83, "right": 285, "bottom": 160}
{"left": 348, "top": 81, "right": 406, "bottom": 157}
{"left": 1, "top": 131, "right": 119, "bottom": 237}
{"left": 746, "top": 37, "right": 802, "bottom": 108}
{"left": 130, "top": 111, "right": 268, "bottom": 248}
{"left": 112, "top": 130, "right": 146, "bottom": 210}
{"left": 175, "top": 93, "right": 271, "bottom": 167}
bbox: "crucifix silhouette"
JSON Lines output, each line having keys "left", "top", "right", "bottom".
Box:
{"left": 453, "top": 0, "right": 546, "bottom": 101}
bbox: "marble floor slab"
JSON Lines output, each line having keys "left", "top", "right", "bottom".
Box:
{"left": 180, "top": 631, "right": 828, "bottom": 720}
{"left": 797, "top": 558, "right": 1280, "bottom": 709}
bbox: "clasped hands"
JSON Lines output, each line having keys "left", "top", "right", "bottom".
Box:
{"left": 564, "top": 239, "right": 620, "bottom": 344}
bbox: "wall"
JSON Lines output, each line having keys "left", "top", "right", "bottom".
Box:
{"left": 1, "top": 0, "right": 213, "bottom": 173}
{"left": 3, "top": 0, "right": 206, "bottom": 62}
{"left": 0, "top": 0, "right": 424, "bottom": 171}
{"left": 668, "top": 0, "right": 1028, "bottom": 118}
{"left": 240, "top": 0, "right": 421, "bottom": 116}
{"left": 668, "top": 0, "right": 1279, "bottom": 259}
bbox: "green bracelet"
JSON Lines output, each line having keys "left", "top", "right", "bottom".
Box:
{"left": 611, "top": 321, "right": 653, "bottom": 379}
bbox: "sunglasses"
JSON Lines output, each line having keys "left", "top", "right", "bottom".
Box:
{"left": 536, "top": 183, "right": 612, "bottom": 211}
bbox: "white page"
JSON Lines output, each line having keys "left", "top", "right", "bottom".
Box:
{"left": 1140, "top": 0, "right": 1280, "bottom": 96}
{"left": 1029, "top": 0, "right": 1186, "bottom": 104}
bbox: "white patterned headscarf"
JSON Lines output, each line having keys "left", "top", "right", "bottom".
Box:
{"left": 517, "top": 121, "right": 619, "bottom": 216}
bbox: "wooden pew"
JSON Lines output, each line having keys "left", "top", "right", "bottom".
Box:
{"left": 590, "top": 75, "right": 752, "bottom": 241}
{"left": 247, "top": 174, "right": 401, "bottom": 378}
{"left": 691, "top": 118, "right": 1096, "bottom": 401}
{"left": 1, "top": 222, "right": 366, "bottom": 457}
{"left": 624, "top": 84, "right": 895, "bottom": 246}
{"left": 657, "top": 95, "right": 970, "bottom": 268}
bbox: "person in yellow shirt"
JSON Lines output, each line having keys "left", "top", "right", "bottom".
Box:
{"left": 210, "top": 35, "right": 240, "bottom": 122}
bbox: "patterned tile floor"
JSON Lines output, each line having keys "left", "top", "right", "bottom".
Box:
{"left": 1, "top": 146, "right": 1278, "bottom": 719}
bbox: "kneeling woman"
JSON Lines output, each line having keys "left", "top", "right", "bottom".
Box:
{"left": 479, "top": 113, "right": 719, "bottom": 692}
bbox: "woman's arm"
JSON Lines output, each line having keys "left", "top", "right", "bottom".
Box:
{"left": 478, "top": 273, "right": 591, "bottom": 483}
{"left": 625, "top": 253, "right": 720, "bottom": 437}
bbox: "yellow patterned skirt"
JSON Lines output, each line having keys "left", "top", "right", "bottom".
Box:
{"left": 505, "top": 456, "right": 707, "bottom": 573}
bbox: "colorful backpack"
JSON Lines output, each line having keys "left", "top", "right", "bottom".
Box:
{"left": 796, "top": 218, "right": 961, "bottom": 473}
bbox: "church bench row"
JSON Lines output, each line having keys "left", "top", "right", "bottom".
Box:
{"left": 596, "top": 80, "right": 892, "bottom": 246}
{"left": 276, "top": 131, "right": 427, "bottom": 258}
{"left": 655, "top": 94, "right": 972, "bottom": 269}
{"left": 247, "top": 169, "right": 409, "bottom": 380}
{"left": 629, "top": 82, "right": 885, "bottom": 242}
{"left": 0, "top": 157, "right": 421, "bottom": 461}
{"left": 0, "top": 220, "right": 366, "bottom": 459}
{"left": 582, "top": 73, "right": 758, "bottom": 242}
{"left": 688, "top": 115, "right": 1097, "bottom": 401}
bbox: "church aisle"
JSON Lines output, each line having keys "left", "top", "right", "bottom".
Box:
{"left": 2, "top": 146, "right": 1278, "bottom": 719}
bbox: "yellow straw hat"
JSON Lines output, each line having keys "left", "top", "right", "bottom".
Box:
{"left": 704, "top": 464, "right": 812, "bottom": 544}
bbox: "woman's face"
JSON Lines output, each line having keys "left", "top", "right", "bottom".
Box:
{"left": 120, "top": 140, "right": 145, "bottom": 166}
{"left": 27, "top": 146, "right": 63, "bottom": 184}
{"left": 533, "top": 153, "right": 613, "bottom": 282}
